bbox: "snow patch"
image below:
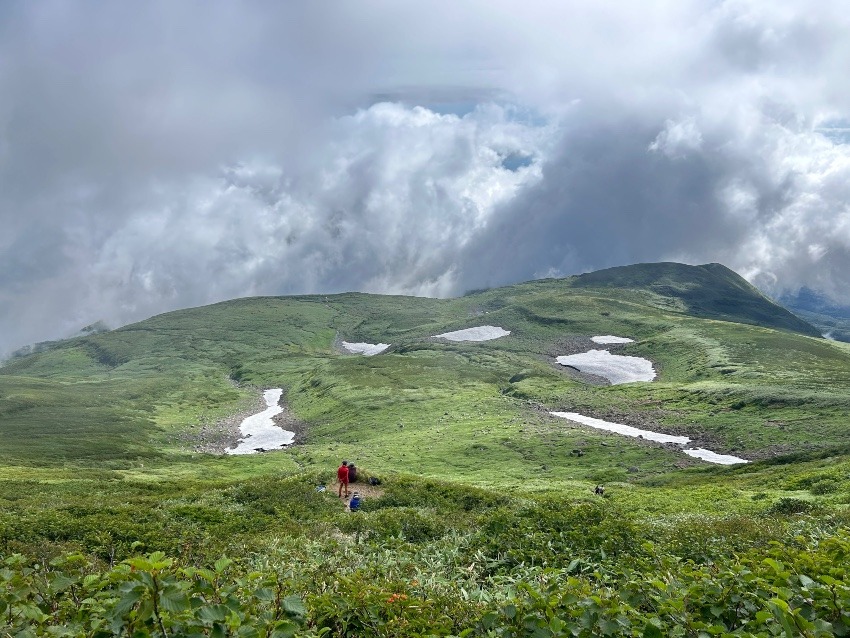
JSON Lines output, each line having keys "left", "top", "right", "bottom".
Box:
{"left": 227, "top": 389, "right": 294, "bottom": 455}
{"left": 342, "top": 341, "right": 390, "bottom": 356}
{"left": 434, "top": 326, "right": 510, "bottom": 341}
{"left": 550, "top": 412, "right": 749, "bottom": 465}
{"left": 550, "top": 412, "right": 690, "bottom": 444}
{"left": 682, "top": 448, "right": 749, "bottom": 465}
{"left": 591, "top": 335, "right": 634, "bottom": 344}
{"left": 556, "top": 349, "right": 655, "bottom": 384}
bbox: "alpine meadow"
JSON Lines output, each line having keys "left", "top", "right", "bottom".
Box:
{"left": 2, "top": 262, "right": 850, "bottom": 637}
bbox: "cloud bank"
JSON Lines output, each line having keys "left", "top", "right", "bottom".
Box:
{"left": 2, "top": 1, "right": 850, "bottom": 354}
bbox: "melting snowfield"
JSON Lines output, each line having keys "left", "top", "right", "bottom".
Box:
{"left": 550, "top": 412, "right": 748, "bottom": 465}
{"left": 228, "top": 388, "right": 294, "bottom": 455}
{"left": 551, "top": 412, "right": 690, "bottom": 444}
{"left": 434, "top": 326, "right": 511, "bottom": 341}
{"left": 682, "top": 448, "right": 750, "bottom": 464}
{"left": 342, "top": 341, "right": 390, "bottom": 356}
{"left": 556, "top": 349, "right": 656, "bottom": 384}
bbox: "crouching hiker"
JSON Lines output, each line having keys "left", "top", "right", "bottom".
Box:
{"left": 349, "top": 492, "right": 362, "bottom": 512}
{"left": 594, "top": 484, "right": 605, "bottom": 496}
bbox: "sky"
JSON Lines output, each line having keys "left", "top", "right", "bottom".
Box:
{"left": 3, "top": 1, "right": 850, "bottom": 355}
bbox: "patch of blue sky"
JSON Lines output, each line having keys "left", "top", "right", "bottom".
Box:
{"left": 412, "top": 100, "right": 550, "bottom": 128}
{"left": 815, "top": 118, "right": 850, "bottom": 145}
{"left": 501, "top": 152, "right": 534, "bottom": 171}
{"left": 420, "top": 100, "right": 479, "bottom": 117}
{"left": 367, "top": 88, "right": 551, "bottom": 127}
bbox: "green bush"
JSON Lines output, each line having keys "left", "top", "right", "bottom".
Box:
{"left": 651, "top": 514, "right": 784, "bottom": 562}
{"left": 336, "top": 508, "right": 450, "bottom": 544}
{"left": 3, "top": 528, "right": 850, "bottom": 637}
{"left": 0, "top": 552, "right": 309, "bottom": 637}
{"left": 309, "top": 575, "right": 472, "bottom": 637}
{"left": 768, "top": 497, "right": 818, "bottom": 515}
{"left": 810, "top": 478, "right": 841, "bottom": 495}
{"left": 466, "top": 530, "right": 850, "bottom": 637}
{"left": 468, "top": 499, "right": 645, "bottom": 572}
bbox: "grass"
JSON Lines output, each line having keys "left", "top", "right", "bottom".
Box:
{"left": 2, "top": 261, "right": 850, "bottom": 590}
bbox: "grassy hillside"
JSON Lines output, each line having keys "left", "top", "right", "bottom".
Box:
{"left": 572, "top": 262, "right": 821, "bottom": 335}
{"left": 2, "top": 262, "right": 849, "bottom": 636}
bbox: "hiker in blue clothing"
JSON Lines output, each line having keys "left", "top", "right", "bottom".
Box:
{"left": 349, "top": 492, "right": 361, "bottom": 511}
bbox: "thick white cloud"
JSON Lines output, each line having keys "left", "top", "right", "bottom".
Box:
{"left": 0, "top": 101, "right": 551, "bottom": 351}
{"left": 2, "top": 1, "right": 850, "bottom": 354}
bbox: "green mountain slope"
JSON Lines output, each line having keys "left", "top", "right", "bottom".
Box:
{"left": 3, "top": 261, "right": 850, "bottom": 636}
{"left": 570, "top": 262, "right": 821, "bottom": 336}
{"left": 0, "top": 261, "right": 842, "bottom": 472}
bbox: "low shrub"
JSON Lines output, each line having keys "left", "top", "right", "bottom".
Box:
{"left": 767, "top": 497, "right": 818, "bottom": 515}
{"left": 468, "top": 498, "right": 645, "bottom": 572}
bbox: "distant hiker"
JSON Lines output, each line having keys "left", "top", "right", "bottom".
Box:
{"left": 347, "top": 463, "right": 358, "bottom": 483}
{"left": 594, "top": 484, "right": 605, "bottom": 496}
{"left": 349, "top": 492, "right": 361, "bottom": 511}
{"left": 337, "top": 461, "right": 350, "bottom": 498}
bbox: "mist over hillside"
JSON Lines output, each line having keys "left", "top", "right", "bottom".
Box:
{"left": 778, "top": 287, "right": 850, "bottom": 342}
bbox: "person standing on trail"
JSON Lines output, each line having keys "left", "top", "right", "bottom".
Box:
{"left": 337, "top": 460, "right": 350, "bottom": 498}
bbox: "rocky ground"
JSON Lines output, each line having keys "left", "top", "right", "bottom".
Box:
{"left": 272, "top": 394, "right": 308, "bottom": 445}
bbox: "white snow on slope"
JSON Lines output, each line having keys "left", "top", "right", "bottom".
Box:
{"left": 342, "top": 341, "right": 390, "bottom": 356}
{"left": 682, "top": 448, "right": 750, "bottom": 465}
{"left": 228, "top": 388, "right": 294, "bottom": 455}
{"left": 434, "top": 326, "right": 510, "bottom": 341}
{"left": 550, "top": 411, "right": 690, "bottom": 444}
{"left": 556, "top": 349, "right": 655, "bottom": 384}
{"left": 591, "top": 335, "right": 634, "bottom": 344}
{"left": 550, "top": 412, "right": 749, "bottom": 465}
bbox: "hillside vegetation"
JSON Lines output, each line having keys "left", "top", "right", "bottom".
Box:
{"left": 1, "top": 262, "right": 849, "bottom": 636}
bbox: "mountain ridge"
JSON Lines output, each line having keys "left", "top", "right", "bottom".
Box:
{"left": 1, "top": 262, "right": 821, "bottom": 368}
{"left": 569, "top": 262, "right": 820, "bottom": 336}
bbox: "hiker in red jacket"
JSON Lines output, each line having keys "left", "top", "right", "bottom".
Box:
{"left": 337, "top": 461, "right": 350, "bottom": 498}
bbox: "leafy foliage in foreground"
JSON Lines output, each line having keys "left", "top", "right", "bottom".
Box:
{"left": 2, "top": 472, "right": 850, "bottom": 636}
{"left": 3, "top": 526, "right": 849, "bottom": 637}
{"left": 1, "top": 552, "right": 307, "bottom": 637}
